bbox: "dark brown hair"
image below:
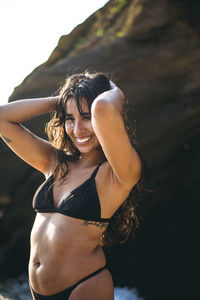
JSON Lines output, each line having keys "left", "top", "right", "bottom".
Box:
{"left": 46, "top": 71, "right": 145, "bottom": 246}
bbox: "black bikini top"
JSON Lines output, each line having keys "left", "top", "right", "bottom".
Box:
{"left": 32, "top": 166, "right": 110, "bottom": 223}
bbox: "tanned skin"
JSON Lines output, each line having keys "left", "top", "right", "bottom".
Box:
{"left": 0, "top": 86, "right": 141, "bottom": 299}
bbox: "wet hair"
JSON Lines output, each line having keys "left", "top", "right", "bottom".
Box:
{"left": 46, "top": 71, "right": 145, "bottom": 246}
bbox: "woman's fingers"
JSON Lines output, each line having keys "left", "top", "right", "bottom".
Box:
{"left": 110, "top": 80, "right": 117, "bottom": 89}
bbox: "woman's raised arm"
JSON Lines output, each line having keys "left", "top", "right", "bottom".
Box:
{"left": 91, "top": 85, "right": 141, "bottom": 189}
{"left": 0, "top": 96, "right": 58, "bottom": 176}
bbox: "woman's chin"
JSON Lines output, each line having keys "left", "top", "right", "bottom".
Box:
{"left": 78, "top": 146, "right": 95, "bottom": 154}
{"left": 77, "top": 144, "right": 100, "bottom": 155}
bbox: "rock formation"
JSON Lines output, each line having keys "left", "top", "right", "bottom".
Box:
{"left": 0, "top": 0, "right": 199, "bottom": 299}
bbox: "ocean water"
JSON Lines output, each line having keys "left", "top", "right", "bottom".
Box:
{"left": 0, "top": 274, "right": 144, "bottom": 300}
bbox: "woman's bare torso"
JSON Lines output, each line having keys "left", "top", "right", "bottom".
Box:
{"left": 29, "top": 164, "right": 111, "bottom": 295}
{"left": 29, "top": 212, "right": 107, "bottom": 295}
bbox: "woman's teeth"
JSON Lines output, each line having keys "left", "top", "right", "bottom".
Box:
{"left": 76, "top": 136, "right": 91, "bottom": 144}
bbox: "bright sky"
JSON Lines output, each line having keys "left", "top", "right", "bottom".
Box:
{"left": 0, "top": 0, "right": 109, "bottom": 105}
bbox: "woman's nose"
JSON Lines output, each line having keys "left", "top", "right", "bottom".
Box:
{"left": 74, "top": 120, "right": 85, "bottom": 136}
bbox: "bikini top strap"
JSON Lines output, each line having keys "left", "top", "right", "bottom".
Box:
{"left": 90, "top": 165, "right": 100, "bottom": 179}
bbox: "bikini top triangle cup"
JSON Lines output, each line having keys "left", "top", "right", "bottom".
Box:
{"left": 33, "top": 165, "right": 110, "bottom": 223}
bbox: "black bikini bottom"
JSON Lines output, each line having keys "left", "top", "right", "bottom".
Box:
{"left": 30, "top": 265, "right": 107, "bottom": 300}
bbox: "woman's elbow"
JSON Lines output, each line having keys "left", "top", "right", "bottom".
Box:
{"left": 91, "top": 99, "right": 116, "bottom": 118}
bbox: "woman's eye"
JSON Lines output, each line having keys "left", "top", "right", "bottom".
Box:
{"left": 82, "top": 115, "right": 91, "bottom": 120}
{"left": 65, "top": 117, "right": 74, "bottom": 122}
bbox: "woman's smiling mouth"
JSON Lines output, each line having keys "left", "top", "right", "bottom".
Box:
{"left": 75, "top": 136, "right": 92, "bottom": 144}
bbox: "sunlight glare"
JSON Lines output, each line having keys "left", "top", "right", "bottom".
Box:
{"left": 0, "top": 0, "right": 108, "bottom": 104}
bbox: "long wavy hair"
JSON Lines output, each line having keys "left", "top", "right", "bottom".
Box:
{"left": 46, "top": 71, "right": 145, "bottom": 246}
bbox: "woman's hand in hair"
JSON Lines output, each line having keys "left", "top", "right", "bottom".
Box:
{"left": 110, "top": 81, "right": 125, "bottom": 113}
{"left": 109, "top": 80, "right": 116, "bottom": 89}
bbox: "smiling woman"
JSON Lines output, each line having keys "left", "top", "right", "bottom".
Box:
{"left": 46, "top": 73, "right": 111, "bottom": 167}
{"left": 46, "top": 72, "right": 144, "bottom": 245}
{"left": 65, "top": 99, "right": 98, "bottom": 153}
{"left": 0, "top": 70, "right": 144, "bottom": 300}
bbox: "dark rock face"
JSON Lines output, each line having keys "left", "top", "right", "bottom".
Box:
{"left": 1, "top": 0, "right": 199, "bottom": 299}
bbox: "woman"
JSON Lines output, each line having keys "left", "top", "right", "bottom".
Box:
{"left": 0, "top": 72, "right": 142, "bottom": 300}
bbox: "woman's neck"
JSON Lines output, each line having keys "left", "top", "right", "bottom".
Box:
{"left": 78, "top": 148, "right": 106, "bottom": 168}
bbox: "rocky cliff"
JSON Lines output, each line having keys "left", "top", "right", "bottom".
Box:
{"left": 0, "top": 0, "right": 199, "bottom": 299}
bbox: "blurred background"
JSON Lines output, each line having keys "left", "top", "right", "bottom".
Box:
{"left": 0, "top": 0, "right": 200, "bottom": 299}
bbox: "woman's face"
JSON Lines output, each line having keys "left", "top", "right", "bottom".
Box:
{"left": 65, "top": 97, "right": 100, "bottom": 154}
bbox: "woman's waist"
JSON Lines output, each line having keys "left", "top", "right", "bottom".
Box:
{"left": 29, "top": 245, "right": 106, "bottom": 295}
{"left": 31, "top": 214, "right": 104, "bottom": 254}
{"left": 30, "top": 242, "right": 105, "bottom": 266}
{"left": 30, "top": 234, "right": 102, "bottom": 262}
